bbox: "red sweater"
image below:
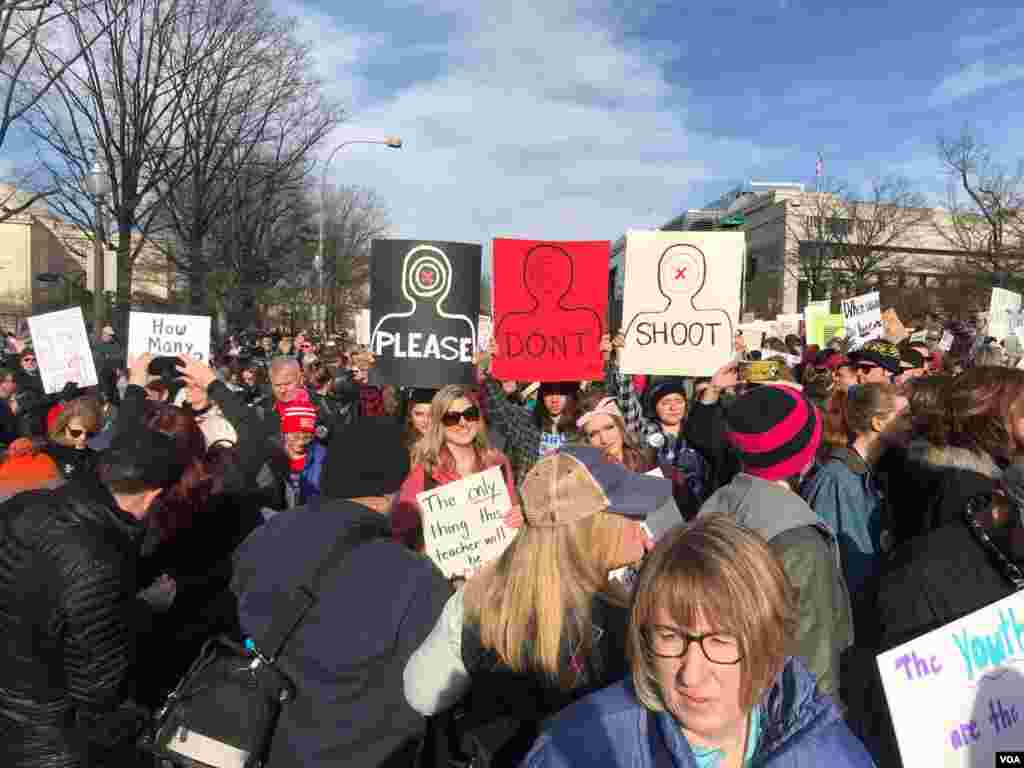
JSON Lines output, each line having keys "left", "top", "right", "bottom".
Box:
{"left": 391, "top": 448, "right": 518, "bottom": 551}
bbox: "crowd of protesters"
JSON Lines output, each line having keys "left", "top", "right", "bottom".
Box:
{"left": 0, "top": 315, "right": 1020, "bottom": 768}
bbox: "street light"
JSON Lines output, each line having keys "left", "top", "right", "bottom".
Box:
{"left": 317, "top": 136, "right": 402, "bottom": 333}
{"left": 85, "top": 150, "right": 111, "bottom": 334}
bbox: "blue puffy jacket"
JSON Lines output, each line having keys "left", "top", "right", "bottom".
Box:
{"left": 522, "top": 656, "right": 875, "bottom": 768}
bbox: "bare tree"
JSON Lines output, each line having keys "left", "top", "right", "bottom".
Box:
{"left": 937, "top": 126, "right": 1024, "bottom": 283}
{"left": 786, "top": 177, "right": 930, "bottom": 301}
{"left": 320, "top": 184, "right": 388, "bottom": 333}
{"left": 155, "top": 0, "right": 341, "bottom": 314}
{"left": 0, "top": 0, "right": 117, "bottom": 218}
{"left": 28, "top": 0, "right": 197, "bottom": 330}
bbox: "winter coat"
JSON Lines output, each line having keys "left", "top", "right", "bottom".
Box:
{"left": 233, "top": 498, "right": 451, "bottom": 768}
{"left": 903, "top": 440, "right": 1002, "bottom": 534}
{"left": 173, "top": 389, "right": 238, "bottom": 448}
{"left": 43, "top": 442, "right": 96, "bottom": 481}
{"left": 802, "top": 446, "right": 885, "bottom": 598}
{"left": 405, "top": 588, "right": 629, "bottom": 766}
{"left": 391, "top": 447, "right": 518, "bottom": 551}
{"left": 0, "top": 475, "right": 148, "bottom": 768}
{"left": 700, "top": 474, "right": 854, "bottom": 705}
{"left": 522, "top": 657, "right": 875, "bottom": 768}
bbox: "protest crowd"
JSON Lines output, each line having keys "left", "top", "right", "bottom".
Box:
{"left": 2, "top": 234, "right": 1024, "bottom": 768}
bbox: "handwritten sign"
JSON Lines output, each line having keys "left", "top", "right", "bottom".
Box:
{"left": 27, "top": 307, "right": 98, "bottom": 393}
{"left": 878, "top": 590, "right": 1024, "bottom": 767}
{"left": 619, "top": 231, "right": 743, "bottom": 376}
{"left": 841, "top": 291, "right": 882, "bottom": 349}
{"left": 128, "top": 312, "right": 211, "bottom": 362}
{"left": 492, "top": 239, "right": 608, "bottom": 382}
{"left": 775, "top": 313, "right": 802, "bottom": 341}
{"left": 807, "top": 313, "right": 845, "bottom": 348}
{"left": 990, "top": 288, "right": 1023, "bottom": 343}
{"left": 417, "top": 465, "right": 516, "bottom": 578}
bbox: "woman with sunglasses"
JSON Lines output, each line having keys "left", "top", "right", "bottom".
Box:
{"left": 44, "top": 397, "right": 102, "bottom": 480}
{"left": 523, "top": 515, "right": 874, "bottom": 768}
{"left": 392, "top": 385, "right": 520, "bottom": 553}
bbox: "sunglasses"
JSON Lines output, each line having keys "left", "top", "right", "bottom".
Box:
{"left": 441, "top": 406, "right": 481, "bottom": 427}
{"left": 67, "top": 427, "right": 98, "bottom": 439}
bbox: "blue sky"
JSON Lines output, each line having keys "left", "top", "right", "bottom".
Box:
{"left": 171, "top": 2, "right": 1024, "bottom": 252}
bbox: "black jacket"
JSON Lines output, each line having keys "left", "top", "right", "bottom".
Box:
{"left": 683, "top": 398, "right": 742, "bottom": 495}
{"left": 44, "top": 442, "right": 97, "bottom": 482}
{"left": 0, "top": 476, "right": 148, "bottom": 768}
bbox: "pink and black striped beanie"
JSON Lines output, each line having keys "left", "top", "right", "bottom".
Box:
{"left": 724, "top": 385, "right": 822, "bottom": 481}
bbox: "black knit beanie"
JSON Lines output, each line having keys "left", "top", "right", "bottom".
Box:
{"left": 321, "top": 417, "right": 411, "bottom": 499}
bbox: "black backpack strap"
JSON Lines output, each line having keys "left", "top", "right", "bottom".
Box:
{"left": 257, "top": 502, "right": 386, "bottom": 660}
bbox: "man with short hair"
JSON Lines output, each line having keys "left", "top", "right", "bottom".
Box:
{"left": 233, "top": 418, "right": 450, "bottom": 767}
{"left": 0, "top": 427, "right": 185, "bottom": 767}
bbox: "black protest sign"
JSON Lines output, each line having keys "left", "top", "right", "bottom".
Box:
{"left": 370, "top": 239, "right": 482, "bottom": 387}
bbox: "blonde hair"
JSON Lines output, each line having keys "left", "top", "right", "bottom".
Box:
{"left": 48, "top": 397, "right": 102, "bottom": 446}
{"left": 628, "top": 515, "right": 796, "bottom": 712}
{"left": 463, "top": 510, "right": 630, "bottom": 690}
{"left": 415, "top": 385, "right": 493, "bottom": 470}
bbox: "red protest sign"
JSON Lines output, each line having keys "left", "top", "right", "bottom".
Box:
{"left": 492, "top": 239, "right": 609, "bottom": 382}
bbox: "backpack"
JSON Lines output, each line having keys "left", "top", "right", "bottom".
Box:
{"left": 140, "top": 517, "right": 382, "bottom": 768}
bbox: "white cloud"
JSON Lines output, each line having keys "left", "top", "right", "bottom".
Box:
{"left": 930, "top": 60, "right": 1024, "bottom": 107}
{"left": 281, "top": 0, "right": 790, "bottom": 261}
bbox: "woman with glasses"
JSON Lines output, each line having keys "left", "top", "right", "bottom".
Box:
{"left": 44, "top": 396, "right": 102, "bottom": 479}
{"left": 392, "top": 384, "right": 520, "bottom": 552}
{"left": 523, "top": 515, "right": 875, "bottom": 768}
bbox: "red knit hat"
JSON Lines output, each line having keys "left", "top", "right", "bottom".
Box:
{"left": 724, "top": 385, "right": 822, "bottom": 481}
{"left": 0, "top": 438, "right": 60, "bottom": 493}
{"left": 275, "top": 388, "right": 316, "bottom": 435}
{"left": 280, "top": 402, "right": 317, "bottom": 435}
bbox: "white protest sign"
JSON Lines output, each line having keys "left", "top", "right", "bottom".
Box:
{"left": 989, "top": 287, "right": 1023, "bottom": 342}
{"left": 738, "top": 322, "right": 770, "bottom": 354}
{"left": 878, "top": 590, "right": 1024, "bottom": 767}
{"left": 417, "top": 465, "right": 516, "bottom": 579}
{"left": 840, "top": 291, "right": 883, "bottom": 349}
{"left": 619, "top": 231, "right": 743, "bottom": 376}
{"left": 775, "top": 313, "right": 802, "bottom": 341}
{"left": 1007, "top": 310, "right": 1024, "bottom": 356}
{"left": 27, "top": 307, "right": 98, "bottom": 394}
{"left": 354, "top": 308, "right": 371, "bottom": 346}
{"left": 128, "top": 312, "right": 211, "bottom": 362}
{"left": 477, "top": 314, "right": 493, "bottom": 352}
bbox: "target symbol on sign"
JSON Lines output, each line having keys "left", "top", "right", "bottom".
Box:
{"left": 408, "top": 251, "right": 448, "bottom": 300}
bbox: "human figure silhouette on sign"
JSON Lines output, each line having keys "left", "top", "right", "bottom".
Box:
{"left": 371, "top": 244, "right": 477, "bottom": 365}
{"left": 623, "top": 242, "right": 733, "bottom": 361}
{"left": 494, "top": 244, "right": 603, "bottom": 377}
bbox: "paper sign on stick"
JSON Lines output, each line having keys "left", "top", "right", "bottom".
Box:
{"left": 619, "top": 231, "right": 743, "bottom": 376}
{"left": 27, "top": 307, "right": 98, "bottom": 393}
{"left": 492, "top": 239, "right": 609, "bottom": 382}
{"left": 128, "top": 312, "right": 212, "bottom": 363}
{"left": 370, "top": 239, "right": 481, "bottom": 387}
{"left": 841, "top": 291, "right": 882, "bottom": 349}
{"left": 990, "top": 288, "right": 1023, "bottom": 342}
{"left": 877, "top": 589, "right": 1024, "bottom": 767}
{"left": 417, "top": 465, "right": 517, "bottom": 579}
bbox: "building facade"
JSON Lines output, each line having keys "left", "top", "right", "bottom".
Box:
{"left": 0, "top": 187, "right": 172, "bottom": 330}
{"left": 611, "top": 182, "right": 977, "bottom": 322}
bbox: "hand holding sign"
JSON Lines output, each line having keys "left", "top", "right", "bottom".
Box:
{"left": 417, "top": 465, "right": 517, "bottom": 579}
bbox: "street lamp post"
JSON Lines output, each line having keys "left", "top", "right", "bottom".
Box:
{"left": 318, "top": 137, "right": 401, "bottom": 334}
{"left": 86, "top": 150, "right": 111, "bottom": 333}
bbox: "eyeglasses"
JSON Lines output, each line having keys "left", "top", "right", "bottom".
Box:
{"left": 441, "top": 406, "right": 480, "bottom": 427}
{"left": 643, "top": 626, "right": 743, "bottom": 664}
{"left": 67, "top": 427, "right": 98, "bottom": 439}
